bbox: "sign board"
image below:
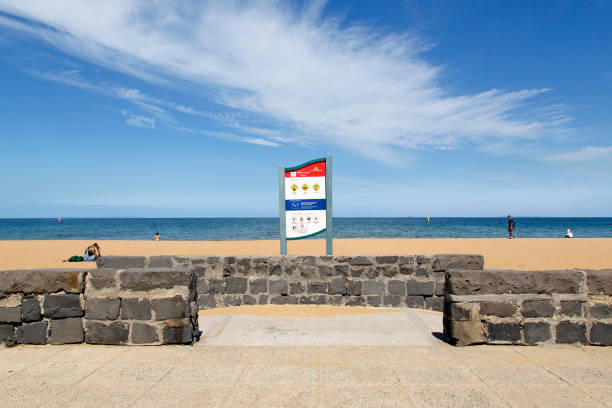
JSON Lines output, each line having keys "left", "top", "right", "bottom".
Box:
{"left": 279, "top": 157, "right": 332, "bottom": 255}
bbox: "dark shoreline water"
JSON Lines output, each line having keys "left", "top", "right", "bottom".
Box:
{"left": 1, "top": 217, "right": 611, "bottom": 240}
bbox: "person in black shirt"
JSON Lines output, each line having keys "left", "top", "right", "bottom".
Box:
{"left": 507, "top": 215, "right": 516, "bottom": 238}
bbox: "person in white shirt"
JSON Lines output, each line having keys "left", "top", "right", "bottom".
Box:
{"left": 564, "top": 229, "right": 573, "bottom": 238}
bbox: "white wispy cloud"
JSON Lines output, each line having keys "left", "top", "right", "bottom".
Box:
{"left": 0, "top": 1, "right": 571, "bottom": 163}
{"left": 546, "top": 146, "right": 612, "bottom": 162}
{"left": 121, "top": 110, "right": 155, "bottom": 128}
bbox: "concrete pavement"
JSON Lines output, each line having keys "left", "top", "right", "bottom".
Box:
{"left": 0, "top": 306, "right": 610, "bottom": 407}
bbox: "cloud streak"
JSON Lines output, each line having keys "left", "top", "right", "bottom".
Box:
{"left": 546, "top": 146, "right": 612, "bottom": 162}
{"left": 0, "top": 1, "right": 571, "bottom": 163}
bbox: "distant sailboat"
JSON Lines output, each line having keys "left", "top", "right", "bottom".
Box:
{"left": 58, "top": 217, "right": 62, "bottom": 224}
{"left": 427, "top": 216, "right": 430, "bottom": 224}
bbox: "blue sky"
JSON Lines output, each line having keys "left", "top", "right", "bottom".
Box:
{"left": 0, "top": 0, "right": 611, "bottom": 217}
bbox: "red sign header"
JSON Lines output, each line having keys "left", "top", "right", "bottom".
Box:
{"left": 285, "top": 161, "right": 325, "bottom": 178}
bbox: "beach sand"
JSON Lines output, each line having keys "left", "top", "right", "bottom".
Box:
{"left": 0, "top": 238, "right": 611, "bottom": 271}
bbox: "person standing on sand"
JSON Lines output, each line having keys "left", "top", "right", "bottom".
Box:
{"left": 507, "top": 215, "right": 516, "bottom": 239}
{"left": 154, "top": 232, "right": 161, "bottom": 241}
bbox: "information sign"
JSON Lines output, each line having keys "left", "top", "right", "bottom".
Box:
{"left": 279, "top": 157, "right": 332, "bottom": 255}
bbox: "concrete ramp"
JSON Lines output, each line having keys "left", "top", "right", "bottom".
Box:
{"left": 197, "top": 306, "right": 445, "bottom": 346}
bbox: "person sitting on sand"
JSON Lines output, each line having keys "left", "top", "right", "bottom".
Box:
{"left": 64, "top": 243, "right": 101, "bottom": 262}
{"left": 153, "top": 232, "right": 161, "bottom": 241}
{"left": 564, "top": 229, "right": 574, "bottom": 238}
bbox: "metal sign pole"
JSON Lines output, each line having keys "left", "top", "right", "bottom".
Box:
{"left": 325, "top": 156, "right": 333, "bottom": 255}
{"left": 279, "top": 165, "right": 287, "bottom": 255}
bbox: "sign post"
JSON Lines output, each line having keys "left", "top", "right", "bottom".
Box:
{"left": 279, "top": 156, "right": 332, "bottom": 255}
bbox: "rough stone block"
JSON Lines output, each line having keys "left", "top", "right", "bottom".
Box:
{"left": 590, "top": 322, "right": 612, "bottom": 346}
{"left": 434, "top": 280, "right": 445, "bottom": 296}
{"left": 300, "top": 295, "right": 326, "bottom": 305}
{"left": 206, "top": 256, "right": 220, "bottom": 264}
{"left": 223, "top": 265, "right": 235, "bottom": 277}
{"left": 345, "top": 296, "right": 365, "bottom": 306}
{"left": 560, "top": 301, "right": 583, "bottom": 317}
{"left": 270, "top": 279, "right": 289, "bottom": 295}
{"left": 388, "top": 280, "right": 406, "bottom": 296}
{"left": 406, "top": 280, "right": 434, "bottom": 296}
{"left": 43, "top": 294, "right": 83, "bottom": 318}
{"left": 376, "top": 256, "right": 398, "bottom": 264}
{"left": 383, "top": 296, "right": 402, "bottom": 307}
{"left": 486, "top": 322, "right": 521, "bottom": 344}
{"left": 242, "top": 295, "right": 257, "bottom": 305}
{"left": 208, "top": 279, "right": 225, "bottom": 294}
{"left": 446, "top": 270, "right": 584, "bottom": 295}
{"left": 399, "top": 265, "right": 415, "bottom": 275}
{"left": 87, "top": 269, "right": 118, "bottom": 290}
{"left": 434, "top": 254, "right": 484, "bottom": 271}
{"left": 120, "top": 298, "right": 152, "bottom": 320}
{"left": 350, "top": 267, "right": 363, "bottom": 278}
{"left": 556, "top": 321, "right": 587, "bottom": 344}
{"left": 307, "top": 282, "right": 327, "bottom": 294}
{"left": 524, "top": 322, "right": 551, "bottom": 345}
{"left": 521, "top": 300, "right": 555, "bottom": 318}
{"left": 350, "top": 256, "right": 374, "bottom": 266}
{"left": 131, "top": 322, "right": 159, "bottom": 344}
{"left": 318, "top": 265, "right": 333, "bottom": 278}
{"left": 258, "top": 294, "right": 269, "bottom": 305}
{"left": 269, "top": 264, "right": 283, "bottom": 276}
{"left": 120, "top": 268, "right": 193, "bottom": 291}
{"left": 426, "top": 297, "right": 444, "bottom": 312}
{"left": 289, "top": 282, "right": 305, "bottom": 295}
{"left": 0, "top": 324, "right": 15, "bottom": 342}
{"left": 17, "top": 321, "right": 48, "bottom": 344}
{"left": 328, "top": 279, "right": 347, "bottom": 295}
{"left": 367, "top": 296, "right": 382, "bottom": 307}
{"left": 301, "top": 266, "right": 316, "bottom": 279}
{"left": 362, "top": 281, "right": 384, "bottom": 295}
{"left": 298, "top": 256, "right": 316, "bottom": 266}
{"left": 85, "top": 298, "right": 120, "bottom": 320}
{"left": 162, "top": 323, "right": 192, "bottom": 344}
{"left": 445, "top": 319, "right": 486, "bottom": 346}
{"left": 50, "top": 318, "right": 84, "bottom": 344}
{"left": 415, "top": 267, "right": 431, "bottom": 277}
{"left": 449, "top": 303, "right": 472, "bottom": 320}
{"left": 398, "top": 256, "right": 416, "bottom": 265}
{"left": 379, "top": 266, "right": 399, "bottom": 277}
{"left": 590, "top": 303, "right": 612, "bottom": 319}
{"left": 347, "top": 281, "right": 362, "bottom": 296}
{"left": 0, "top": 269, "right": 86, "bottom": 294}
{"left": 364, "top": 267, "right": 379, "bottom": 279}
{"left": 479, "top": 301, "right": 517, "bottom": 318}
{"left": 198, "top": 295, "right": 216, "bottom": 309}
{"left": 226, "top": 277, "right": 247, "bottom": 294}
{"left": 86, "top": 321, "right": 128, "bottom": 345}
{"left": 586, "top": 269, "right": 612, "bottom": 295}
{"left": 224, "top": 256, "right": 236, "bottom": 264}
{"left": 153, "top": 296, "right": 187, "bottom": 320}
{"left": 223, "top": 295, "right": 242, "bottom": 307}
{"left": 270, "top": 296, "right": 287, "bottom": 305}
{"left": 287, "top": 296, "right": 299, "bottom": 305}
{"left": 250, "top": 279, "right": 268, "bottom": 294}
{"left": 0, "top": 306, "right": 21, "bottom": 323}
{"left": 197, "top": 278, "right": 209, "bottom": 294}
{"left": 18, "top": 297, "right": 39, "bottom": 322}
{"left": 97, "top": 256, "right": 145, "bottom": 269}
{"left": 334, "top": 265, "right": 349, "bottom": 276}
{"left": 405, "top": 296, "right": 425, "bottom": 309}
{"left": 149, "top": 256, "right": 173, "bottom": 268}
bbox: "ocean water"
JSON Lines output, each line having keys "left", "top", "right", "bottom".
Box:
{"left": 1, "top": 217, "right": 611, "bottom": 240}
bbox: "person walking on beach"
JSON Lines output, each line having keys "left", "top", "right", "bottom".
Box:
{"left": 507, "top": 215, "right": 516, "bottom": 239}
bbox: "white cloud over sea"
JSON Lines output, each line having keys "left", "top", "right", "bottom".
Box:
{"left": 0, "top": 1, "right": 571, "bottom": 164}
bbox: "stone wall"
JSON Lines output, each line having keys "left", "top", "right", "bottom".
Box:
{"left": 443, "top": 269, "right": 612, "bottom": 346}
{"left": 0, "top": 268, "right": 198, "bottom": 346}
{"left": 98, "top": 254, "right": 484, "bottom": 311}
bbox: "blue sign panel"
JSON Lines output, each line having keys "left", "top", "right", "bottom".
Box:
{"left": 285, "top": 199, "right": 326, "bottom": 211}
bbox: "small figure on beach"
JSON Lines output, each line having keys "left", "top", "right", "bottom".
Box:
{"left": 154, "top": 232, "right": 161, "bottom": 241}
{"left": 64, "top": 243, "right": 101, "bottom": 262}
{"left": 565, "top": 229, "right": 574, "bottom": 238}
{"left": 507, "top": 215, "right": 516, "bottom": 239}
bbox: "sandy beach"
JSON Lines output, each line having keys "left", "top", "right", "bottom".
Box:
{"left": 0, "top": 238, "right": 611, "bottom": 271}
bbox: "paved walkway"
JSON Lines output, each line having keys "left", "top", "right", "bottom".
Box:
{"left": 0, "top": 307, "right": 610, "bottom": 407}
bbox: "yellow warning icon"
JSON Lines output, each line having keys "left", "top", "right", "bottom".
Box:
{"left": 291, "top": 184, "right": 298, "bottom": 192}
{"left": 313, "top": 166, "right": 319, "bottom": 171}
{"left": 313, "top": 183, "right": 320, "bottom": 191}
{"left": 302, "top": 184, "right": 309, "bottom": 191}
